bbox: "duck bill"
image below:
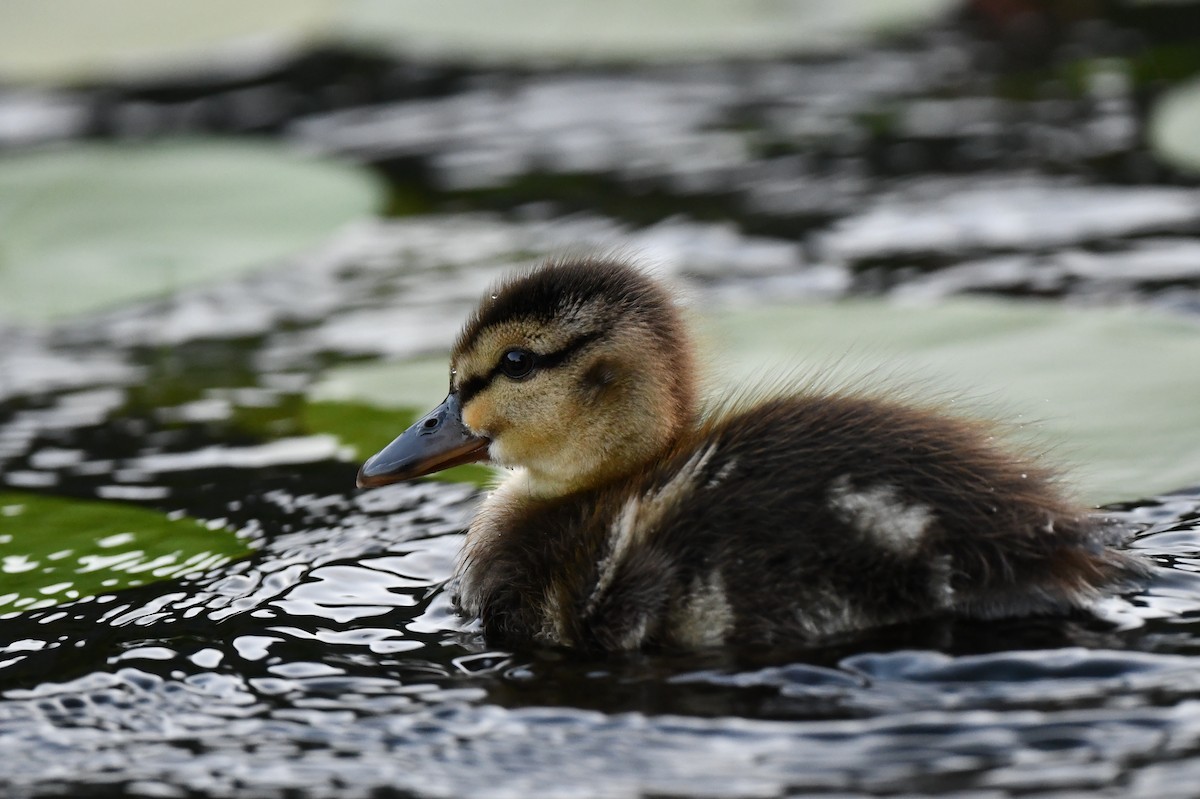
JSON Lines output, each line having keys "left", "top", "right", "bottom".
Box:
{"left": 356, "top": 393, "right": 490, "bottom": 488}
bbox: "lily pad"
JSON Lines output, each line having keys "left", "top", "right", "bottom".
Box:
{"left": 0, "top": 0, "right": 335, "bottom": 85}
{"left": 1149, "top": 76, "right": 1200, "bottom": 175}
{"left": 0, "top": 0, "right": 961, "bottom": 83}
{"left": 0, "top": 492, "right": 251, "bottom": 614}
{"left": 313, "top": 299, "right": 1200, "bottom": 503}
{"left": 335, "top": 0, "right": 959, "bottom": 64}
{"left": 311, "top": 356, "right": 453, "bottom": 412}
{"left": 0, "top": 139, "right": 383, "bottom": 324}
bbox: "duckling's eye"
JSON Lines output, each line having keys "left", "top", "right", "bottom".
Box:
{"left": 499, "top": 348, "right": 536, "bottom": 380}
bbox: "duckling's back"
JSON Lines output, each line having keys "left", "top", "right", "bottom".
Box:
{"left": 456, "top": 389, "right": 1148, "bottom": 652}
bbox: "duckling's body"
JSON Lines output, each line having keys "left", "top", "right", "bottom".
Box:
{"left": 358, "top": 257, "right": 1148, "bottom": 652}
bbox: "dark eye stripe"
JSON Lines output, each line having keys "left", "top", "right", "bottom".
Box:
{"left": 456, "top": 329, "right": 604, "bottom": 404}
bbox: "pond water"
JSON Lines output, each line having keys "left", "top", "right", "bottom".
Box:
{"left": 5, "top": 3, "right": 1200, "bottom": 797}
{"left": 2, "top": 469, "right": 1200, "bottom": 798}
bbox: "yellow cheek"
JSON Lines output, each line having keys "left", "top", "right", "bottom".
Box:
{"left": 462, "top": 396, "right": 493, "bottom": 434}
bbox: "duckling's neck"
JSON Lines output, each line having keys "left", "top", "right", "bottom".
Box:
{"left": 506, "top": 419, "right": 693, "bottom": 500}
{"left": 495, "top": 467, "right": 556, "bottom": 502}
{"left": 513, "top": 447, "right": 666, "bottom": 501}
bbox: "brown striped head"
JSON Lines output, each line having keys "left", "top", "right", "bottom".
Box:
{"left": 357, "top": 256, "right": 698, "bottom": 496}
{"left": 454, "top": 257, "right": 697, "bottom": 495}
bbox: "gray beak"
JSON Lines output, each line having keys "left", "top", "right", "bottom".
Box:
{"left": 356, "top": 393, "right": 490, "bottom": 488}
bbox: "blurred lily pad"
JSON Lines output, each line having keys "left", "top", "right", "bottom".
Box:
{"left": 0, "top": 492, "right": 251, "bottom": 613}
{"left": 0, "top": 139, "right": 383, "bottom": 323}
{"left": 313, "top": 300, "right": 1200, "bottom": 503}
{"left": 1, "top": 0, "right": 960, "bottom": 84}
{"left": 311, "top": 356, "right": 452, "bottom": 412}
{"left": 1150, "top": 76, "right": 1200, "bottom": 175}
{"left": 336, "top": 0, "right": 959, "bottom": 63}
{"left": 0, "top": 0, "right": 335, "bottom": 85}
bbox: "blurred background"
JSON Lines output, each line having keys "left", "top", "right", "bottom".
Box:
{"left": 4, "top": 3, "right": 1200, "bottom": 798}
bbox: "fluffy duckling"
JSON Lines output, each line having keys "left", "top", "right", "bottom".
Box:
{"left": 358, "top": 257, "right": 1148, "bottom": 652}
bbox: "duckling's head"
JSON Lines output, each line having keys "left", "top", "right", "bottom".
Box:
{"left": 358, "top": 257, "right": 697, "bottom": 497}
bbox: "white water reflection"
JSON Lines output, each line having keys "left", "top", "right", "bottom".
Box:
{"left": 129, "top": 436, "right": 348, "bottom": 473}
{"left": 822, "top": 177, "right": 1200, "bottom": 262}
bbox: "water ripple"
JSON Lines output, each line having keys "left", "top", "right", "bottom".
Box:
{"left": 0, "top": 480, "right": 1196, "bottom": 797}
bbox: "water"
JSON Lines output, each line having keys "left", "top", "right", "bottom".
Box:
{"left": 1, "top": 466, "right": 1199, "bottom": 797}
{"left": 5, "top": 5, "right": 1200, "bottom": 797}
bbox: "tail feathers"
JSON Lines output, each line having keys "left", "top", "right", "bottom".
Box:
{"left": 958, "top": 540, "right": 1152, "bottom": 621}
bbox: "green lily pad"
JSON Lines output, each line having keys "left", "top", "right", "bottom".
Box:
{"left": 0, "top": 0, "right": 335, "bottom": 85}
{"left": 0, "top": 0, "right": 955, "bottom": 83}
{"left": 311, "top": 355, "right": 453, "bottom": 412}
{"left": 312, "top": 299, "right": 1200, "bottom": 503}
{"left": 0, "top": 139, "right": 383, "bottom": 323}
{"left": 0, "top": 492, "right": 252, "bottom": 614}
{"left": 335, "top": 0, "right": 959, "bottom": 64}
{"left": 0, "top": 0, "right": 961, "bottom": 83}
{"left": 1149, "top": 76, "right": 1200, "bottom": 175}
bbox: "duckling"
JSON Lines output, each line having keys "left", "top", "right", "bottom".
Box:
{"left": 357, "top": 257, "right": 1148, "bottom": 652}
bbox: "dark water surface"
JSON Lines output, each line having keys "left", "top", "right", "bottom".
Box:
{"left": 2, "top": 458, "right": 1200, "bottom": 798}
